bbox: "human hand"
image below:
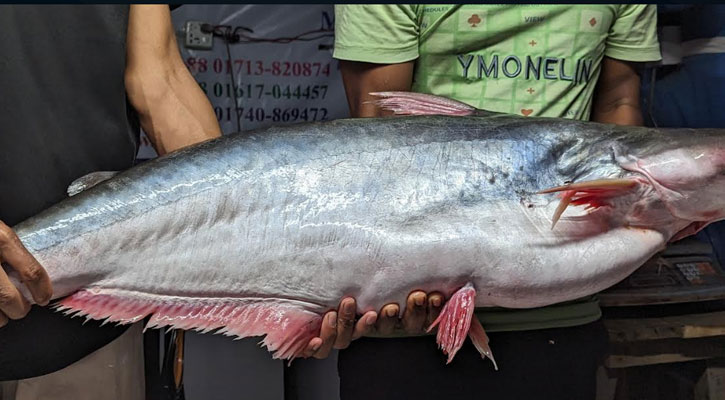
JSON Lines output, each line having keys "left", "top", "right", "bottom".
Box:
{"left": 302, "top": 291, "right": 445, "bottom": 359}
{"left": 0, "top": 221, "right": 52, "bottom": 326}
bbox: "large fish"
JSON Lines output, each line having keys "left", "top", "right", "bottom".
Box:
{"left": 8, "top": 93, "right": 725, "bottom": 366}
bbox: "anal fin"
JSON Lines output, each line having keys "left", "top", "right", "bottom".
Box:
{"left": 56, "top": 288, "right": 323, "bottom": 361}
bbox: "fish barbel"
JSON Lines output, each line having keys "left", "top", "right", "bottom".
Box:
{"left": 8, "top": 93, "right": 725, "bottom": 364}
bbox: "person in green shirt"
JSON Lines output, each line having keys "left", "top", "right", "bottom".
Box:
{"left": 301, "top": 4, "right": 660, "bottom": 400}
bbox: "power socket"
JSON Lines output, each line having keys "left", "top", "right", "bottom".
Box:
{"left": 184, "top": 21, "right": 213, "bottom": 50}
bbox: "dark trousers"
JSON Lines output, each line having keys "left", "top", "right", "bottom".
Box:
{"left": 697, "top": 220, "right": 725, "bottom": 267}
{"left": 338, "top": 320, "right": 608, "bottom": 400}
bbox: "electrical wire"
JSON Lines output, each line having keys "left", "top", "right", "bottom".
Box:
{"left": 202, "top": 23, "right": 333, "bottom": 45}
{"left": 232, "top": 28, "right": 334, "bottom": 44}
{"left": 224, "top": 38, "right": 242, "bottom": 132}
{"left": 201, "top": 25, "right": 245, "bottom": 132}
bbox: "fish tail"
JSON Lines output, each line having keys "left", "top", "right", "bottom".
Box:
{"left": 55, "top": 288, "right": 323, "bottom": 361}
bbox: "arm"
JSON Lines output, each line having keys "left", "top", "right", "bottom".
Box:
{"left": 340, "top": 60, "right": 415, "bottom": 117}
{"left": 592, "top": 3, "right": 658, "bottom": 126}
{"left": 125, "top": 5, "right": 221, "bottom": 154}
{"left": 591, "top": 58, "right": 645, "bottom": 126}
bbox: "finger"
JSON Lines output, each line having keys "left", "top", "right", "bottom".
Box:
{"left": 302, "top": 337, "right": 323, "bottom": 359}
{"left": 426, "top": 292, "right": 445, "bottom": 328}
{"left": 0, "top": 221, "right": 52, "bottom": 305}
{"left": 402, "top": 291, "right": 427, "bottom": 334}
{"left": 351, "top": 311, "right": 377, "bottom": 340}
{"left": 333, "top": 298, "right": 356, "bottom": 349}
{"left": 376, "top": 303, "right": 399, "bottom": 336}
{"left": 0, "top": 312, "right": 7, "bottom": 328}
{"left": 313, "top": 311, "right": 337, "bottom": 359}
{"left": 304, "top": 308, "right": 338, "bottom": 358}
{"left": 0, "top": 267, "right": 30, "bottom": 320}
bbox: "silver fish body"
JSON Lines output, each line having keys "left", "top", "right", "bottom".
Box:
{"left": 11, "top": 114, "right": 725, "bottom": 328}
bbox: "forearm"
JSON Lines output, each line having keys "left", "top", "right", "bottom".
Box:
{"left": 590, "top": 100, "right": 643, "bottom": 126}
{"left": 126, "top": 62, "right": 221, "bottom": 155}
{"left": 125, "top": 5, "right": 221, "bottom": 155}
{"left": 590, "top": 57, "right": 644, "bottom": 127}
{"left": 340, "top": 60, "right": 414, "bottom": 117}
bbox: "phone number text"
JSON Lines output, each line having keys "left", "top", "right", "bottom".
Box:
{"left": 187, "top": 57, "right": 332, "bottom": 77}
{"left": 199, "top": 82, "right": 328, "bottom": 100}
{"left": 214, "top": 107, "right": 329, "bottom": 123}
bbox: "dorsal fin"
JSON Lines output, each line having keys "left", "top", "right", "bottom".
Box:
{"left": 67, "top": 171, "right": 119, "bottom": 196}
{"left": 369, "top": 91, "right": 476, "bottom": 116}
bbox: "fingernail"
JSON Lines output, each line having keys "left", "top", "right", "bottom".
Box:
{"left": 328, "top": 312, "right": 337, "bottom": 328}
{"left": 366, "top": 314, "right": 376, "bottom": 325}
{"left": 311, "top": 342, "right": 321, "bottom": 352}
{"left": 414, "top": 294, "right": 425, "bottom": 306}
{"left": 386, "top": 307, "right": 397, "bottom": 318}
{"left": 432, "top": 297, "right": 441, "bottom": 307}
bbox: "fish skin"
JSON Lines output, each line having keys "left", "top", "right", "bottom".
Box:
{"left": 8, "top": 113, "right": 725, "bottom": 344}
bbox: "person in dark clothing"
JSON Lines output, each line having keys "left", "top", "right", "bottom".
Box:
{"left": 0, "top": 5, "right": 220, "bottom": 399}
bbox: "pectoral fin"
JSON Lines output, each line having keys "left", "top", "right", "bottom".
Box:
{"left": 538, "top": 178, "right": 639, "bottom": 229}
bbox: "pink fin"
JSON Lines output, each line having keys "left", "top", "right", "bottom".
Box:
{"left": 469, "top": 316, "right": 498, "bottom": 370}
{"left": 369, "top": 91, "right": 475, "bottom": 116}
{"left": 427, "top": 283, "right": 476, "bottom": 363}
{"left": 538, "top": 178, "right": 640, "bottom": 229}
{"left": 56, "top": 288, "right": 322, "bottom": 361}
{"left": 537, "top": 178, "right": 637, "bottom": 195}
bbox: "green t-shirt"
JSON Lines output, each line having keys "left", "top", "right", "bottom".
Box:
{"left": 333, "top": 4, "right": 661, "bottom": 332}
{"left": 334, "top": 4, "right": 661, "bottom": 120}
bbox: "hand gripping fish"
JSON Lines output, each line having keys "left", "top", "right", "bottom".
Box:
{"left": 9, "top": 93, "right": 725, "bottom": 367}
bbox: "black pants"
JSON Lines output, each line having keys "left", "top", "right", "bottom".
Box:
{"left": 338, "top": 320, "right": 608, "bottom": 400}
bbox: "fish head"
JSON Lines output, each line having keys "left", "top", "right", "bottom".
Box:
{"left": 619, "top": 130, "right": 725, "bottom": 239}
